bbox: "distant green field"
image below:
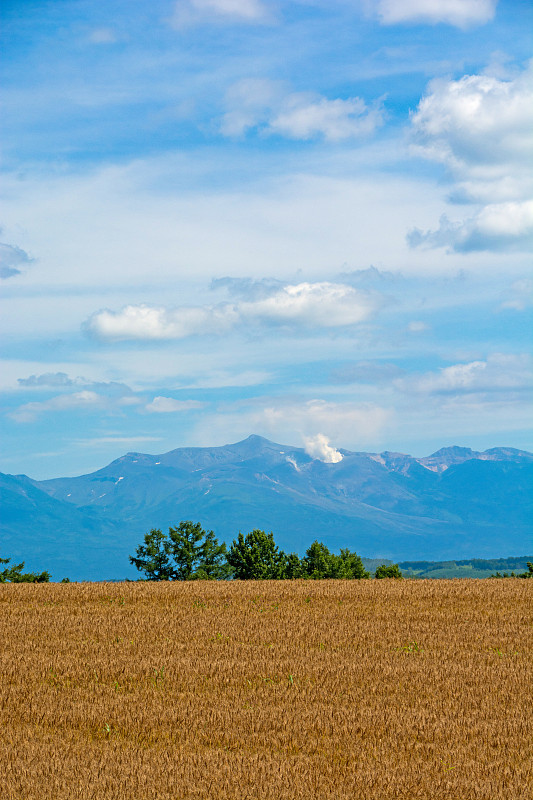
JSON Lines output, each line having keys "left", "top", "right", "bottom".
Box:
{"left": 360, "top": 555, "right": 533, "bottom": 579}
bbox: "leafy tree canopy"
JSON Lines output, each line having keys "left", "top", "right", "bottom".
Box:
{"left": 226, "top": 530, "right": 287, "bottom": 580}
{"left": 302, "top": 541, "right": 370, "bottom": 579}
{"left": 374, "top": 563, "right": 403, "bottom": 579}
{"left": 129, "top": 522, "right": 231, "bottom": 581}
{"left": 226, "top": 533, "right": 369, "bottom": 580}
{"left": 0, "top": 556, "right": 50, "bottom": 583}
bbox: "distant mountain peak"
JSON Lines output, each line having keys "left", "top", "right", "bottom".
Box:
{"left": 429, "top": 446, "right": 475, "bottom": 458}
{"left": 2, "top": 436, "right": 532, "bottom": 580}
{"left": 227, "top": 434, "right": 292, "bottom": 454}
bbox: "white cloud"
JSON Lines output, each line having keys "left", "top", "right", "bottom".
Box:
{"left": 409, "top": 201, "right": 533, "bottom": 253}
{"left": 171, "top": 0, "right": 271, "bottom": 27}
{"left": 269, "top": 95, "right": 384, "bottom": 142}
{"left": 221, "top": 79, "right": 384, "bottom": 141}
{"left": 85, "top": 303, "right": 238, "bottom": 340}
{"left": 303, "top": 433, "right": 343, "bottom": 463}
{"left": 10, "top": 390, "right": 105, "bottom": 423}
{"left": 239, "top": 282, "right": 378, "bottom": 327}
{"left": 85, "top": 282, "right": 379, "bottom": 341}
{"left": 145, "top": 396, "right": 205, "bottom": 413}
{"left": 410, "top": 64, "right": 533, "bottom": 203}
{"left": 396, "top": 353, "right": 532, "bottom": 395}
{"left": 409, "top": 63, "right": 533, "bottom": 253}
{"left": 376, "top": 0, "right": 497, "bottom": 29}
{"left": 220, "top": 78, "right": 283, "bottom": 137}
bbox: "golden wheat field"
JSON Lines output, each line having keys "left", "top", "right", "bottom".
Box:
{"left": 0, "top": 579, "right": 531, "bottom": 800}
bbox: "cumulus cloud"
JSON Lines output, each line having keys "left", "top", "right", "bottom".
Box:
{"left": 409, "top": 63, "right": 533, "bottom": 253}
{"left": 85, "top": 282, "right": 380, "bottom": 341}
{"left": 408, "top": 201, "right": 533, "bottom": 253}
{"left": 145, "top": 396, "right": 205, "bottom": 413}
{"left": 0, "top": 241, "right": 33, "bottom": 279}
{"left": 303, "top": 433, "right": 343, "bottom": 463}
{"left": 410, "top": 64, "right": 533, "bottom": 204}
{"left": 239, "top": 282, "right": 378, "bottom": 326}
{"left": 85, "top": 303, "right": 238, "bottom": 340}
{"left": 395, "top": 353, "right": 532, "bottom": 395}
{"left": 375, "top": 0, "right": 497, "bottom": 28}
{"left": 221, "top": 79, "right": 384, "bottom": 141}
{"left": 10, "top": 390, "right": 105, "bottom": 423}
{"left": 171, "top": 0, "right": 271, "bottom": 28}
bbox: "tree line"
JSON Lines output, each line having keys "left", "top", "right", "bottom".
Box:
{"left": 128, "top": 521, "right": 403, "bottom": 581}
{"left": 0, "top": 556, "right": 51, "bottom": 583}
{"left": 490, "top": 563, "right": 533, "bottom": 579}
{"left": 6, "top": 521, "right": 530, "bottom": 582}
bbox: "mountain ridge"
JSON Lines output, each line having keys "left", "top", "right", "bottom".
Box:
{"left": 1, "top": 436, "right": 531, "bottom": 580}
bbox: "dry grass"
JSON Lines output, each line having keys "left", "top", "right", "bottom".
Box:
{"left": 0, "top": 579, "right": 530, "bottom": 799}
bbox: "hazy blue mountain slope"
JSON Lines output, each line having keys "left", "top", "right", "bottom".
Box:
{"left": 0, "top": 473, "right": 123, "bottom": 579}
{"left": 1, "top": 436, "right": 531, "bottom": 580}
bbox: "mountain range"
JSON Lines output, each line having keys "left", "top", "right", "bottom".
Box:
{"left": 1, "top": 435, "right": 531, "bottom": 581}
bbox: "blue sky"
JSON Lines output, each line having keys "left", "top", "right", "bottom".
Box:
{"left": 1, "top": 0, "right": 532, "bottom": 478}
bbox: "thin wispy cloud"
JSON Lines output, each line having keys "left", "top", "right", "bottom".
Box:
{"left": 221, "top": 79, "right": 385, "bottom": 141}
{"left": 395, "top": 354, "right": 532, "bottom": 396}
{"left": 375, "top": 0, "right": 498, "bottom": 29}
{"left": 171, "top": 0, "right": 273, "bottom": 28}
{"left": 0, "top": 241, "right": 33, "bottom": 280}
{"left": 10, "top": 391, "right": 106, "bottom": 424}
{"left": 145, "top": 397, "right": 205, "bottom": 413}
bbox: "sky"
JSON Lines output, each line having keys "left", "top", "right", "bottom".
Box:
{"left": 1, "top": 0, "right": 532, "bottom": 479}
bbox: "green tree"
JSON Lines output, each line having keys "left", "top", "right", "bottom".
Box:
{"left": 518, "top": 562, "right": 533, "bottom": 579}
{"left": 303, "top": 540, "right": 342, "bottom": 579}
{"left": 0, "top": 556, "right": 50, "bottom": 583}
{"left": 339, "top": 548, "right": 371, "bottom": 579}
{"left": 129, "top": 523, "right": 231, "bottom": 580}
{"left": 129, "top": 528, "right": 174, "bottom": 580}
{"left": 374, "top": 563, "right": 403, "bottom": 579}
{"left": 301, "top": 541, "right": 369, "bottom": 579}
{"left": 227, "top": 530, "right": 287, "bottom": 579}
{"left": 168, "top": 521, "right": 231, "bottom": 580}
{"left": 281, "top": 552, "right": 306, "bottom": 579}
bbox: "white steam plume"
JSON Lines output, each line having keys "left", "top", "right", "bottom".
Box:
{"left": 303, "top": 433, "right": 343, "bottom": 463}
